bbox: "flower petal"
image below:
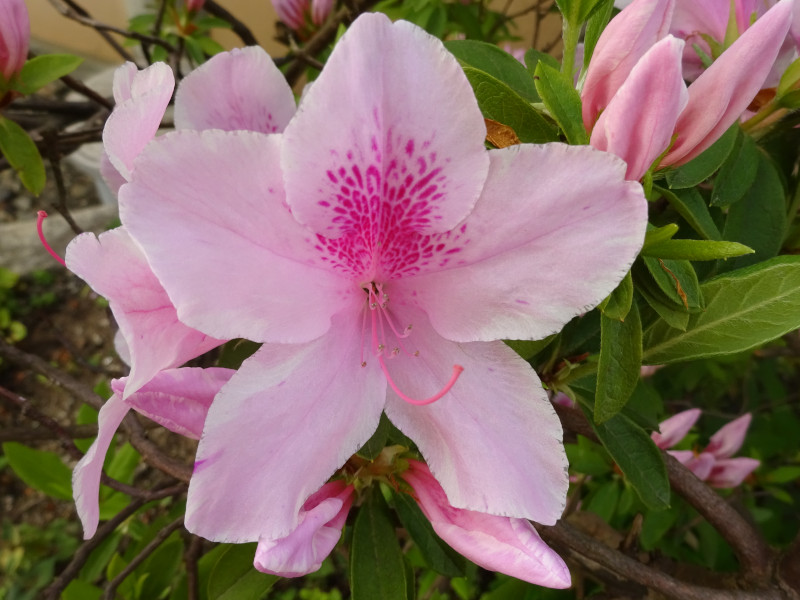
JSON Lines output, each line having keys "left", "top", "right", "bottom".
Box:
{"left": 72, "top": 392, "right": 131, "bottom": 539}
{"left": 652, "top": 408, "right": 701, "bottom": 449}
{"left": 282, "top": 13, "right": 489, "bottom": 238}
{"left": 254, "top": 481, "right": 354, "bottom": 577}
{"left": 103, "top": 62, "right": 173, "bottom": 182}
{"left": 590, "top": 36, "right": 688, "bottom": 181}
{"left": 65, "top": 228, "right": 223, "bottom": 397}
{"left": 120, "top": 130, "right": 357, "bottom": 344}
{"left": 119, "top": 367, "right": 235, "bottom": 440}
{"left": 706, "top": 457, "right": 760, "bottom": 488}
{"left": 705, "top": 413, "right": 752, "bottom": 458}
{"left": 383, "top": 308, "right": 568, "bottom": 525}
{"left": 685, "top": 452, "right": 716, "bottom": 480}
{"left": 403, "top": 461, "right": 571, "bottom": 588}
{"left": 174, "top": 46, "right": 296, "bottom": 134}
{"left": 394, "top": 144, "right": 647, "bottom": 343}
{"left": 581, "top": 0, "right": 675, "bottom": 129}
{"left": 663, "top": 0, "right": 795, "bottom": 166}
{"left": 185, "top": 312, "right": 386, "bottom": 542}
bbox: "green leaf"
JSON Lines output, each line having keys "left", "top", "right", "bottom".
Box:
{"left": 504, "top": 335, "right": 555, "bottom": 360}
{"left": 523, "top": 48, "right": 560, "bottom": 77}
{"left": 585, "top": 480, "right": 620, "bottom": 521}
{"left": 636, "top": 283, "right": 690, "bottom": 331}
{"left": 351, "top": 488, "right": 407, "bottom": 600}
{"left": 710, "top": 131, "right": 759, "bottom": 206}
{"left": 554, "top": 0, "right": 607, "bottom": 26}
{"left": 565, "top": 436, "right": 613, "bottom": 476}
{"left": 641, "top": 224, "right": 679, "bottom": 251}
{"left": 583, "top": 0, "right": 615, "bottom": 68}
{"left": 598, "top": 271, "right": 633, "bottom": 321}
{"left": 14, "top": 54, "right": 83, "bottom": 94}
{"left": 642, "top": 239, "right": 753, "bottom": 261}
{"left": 445, "top": 40, "right": 540, "bottom": 102}
{"left": 461, "top": 66, "right": 558, "bottom": 143}
{"left": 533, "top": 62, "right": 588, "bottom": 144}
{"left": 665, "top": 124, "right": 738, "bottom": 189}
{"left": 62, "top": 579, "right": 103, "bottom": 600}
{"left": 642, "top": 257, "right": 703, "bottom": 311}
{"left": 394, "top": 492, "right": 466, "bottom": 577}
{"left": 207, "top": 543, "right": 278, "bottom": 600}
{"left": 105, "top": 442, "right": 140, "bottom": 485}
{"left": 595, "top": 304, "right": 642, "bottom": 424}
{"left": 643, "top": 256, "right": 800, "bottom": 364}
{"left": 0, "top": 116, "right": 46, "bottom": 194}
{"left": 138, "top": 535, "right": 184, "bottom": 599}
{"left": 656, "top": 186, "right": 722, "bottom": 240}
{"left": 718, "top": 150, "right": 786, "bottom": 273}
{"left": 357, "top": 413, "right": 391, "bottom": 460}
{"left": 777, "top": 55, "right": 800, "bottom": 98}
{"left": 2, "top": 442, "right": 72, "bottom": 500}
{"left": 582, "top": 406, "right": 670, "bottom": 509}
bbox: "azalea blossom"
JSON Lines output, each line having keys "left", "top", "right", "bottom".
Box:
{"left": 117, "top": 13, "right": 647, "bottom": 561}
{"left": 0, "top": 0, "right": 29, "bottom": 84}
{"left": 652, "top": 409, "right": 760, "bottom": 488}
{"left": 272, "top": 0, "right": 334, "bottom": 32}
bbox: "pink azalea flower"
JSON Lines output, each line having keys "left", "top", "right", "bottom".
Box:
{"left": 118, "top": 13, "right": 647, "bottom": 548}
{"left": 0, "top": 0, "right": 28, "bottom": 84}
{"left": 73, "top": 367, "right": 235, "bottom": 538}
{"left": 272, "top": 0, "right": 334, "bottom": 31}
{"left": 403, "top": 460, "right": 571, "bottom": 588}
{"left": 652, "top": 410, "right": 759, "bottom": 488}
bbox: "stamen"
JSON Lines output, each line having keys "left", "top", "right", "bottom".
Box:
{"left": 36, "top": 211, "right": 66, "bottom": 267}
{"left": 380, "top": 356, "right": 464, "bottom": 406}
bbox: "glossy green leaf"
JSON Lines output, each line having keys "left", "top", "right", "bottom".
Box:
{"left": 642, "top": 257, "right": 703, "bottom": 311}
{"left": 0, "top": 116, "right": 46, "bottom": 195}
{"left": 583, "top": 0, "right": 615, "bottom": 68}
{"left": 598, "top": 271, "right": 633, "bottom": 321}
{"left": 2, "top": 442, "right": 72, "bottom": 500}
{"left": 718, "top": 150, "right": 786, "bottom": 273}
{"left": 351, "top": 489, "right": 407, "bottom": 600}
{"left": 710, "top": 131, "right": 759, "bottom": 206}
{"left": 595, "top": 304, "right": 642, "bottom": 424}
{"left": 641, "top": 224, "right": 679, "bottom": 251}
{"left": 642, "top": 239, "right": 753, "bottom": 261}
{"left": 14, "top": 54, "right": 83, "bottom": 94}
{"left": 461, "top": 66, "right": 558, "bottom": 143}
{"left": 665, "top": 124, "right": 738, "bottom": 189}
{"left": 445, "top": 39, "right": 539, "bottom": 102}
{"left": 523, "top": 48, "right": 560, "bottom": 77}
{"left": 656, "top": 186, "right": 721, "bottom": 240}
{"left": 534, "top": 62, "right": 588, "bottom": 144}
{"left": 554, "top": 0, "right": 607, "bottom": 26}
{"left": 207, "top": 543, "right": 278, "bottom": 600}
{"left": 394, "top": 492, "right": 466, "bottom": 577}
{"left": 643, "top": 256, "right": 800, "bottom": 364}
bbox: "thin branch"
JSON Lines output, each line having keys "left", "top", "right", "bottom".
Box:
{"left": 102, "top": 516, "right": 185, "bottom": 600}
{"left": 42, "top": 132, "right": 83, "bottom": 235}
{"left": 185, "top": 534, "right": 204, "bottom": 600}
{"left": 45, "top": 0, "right": 137, "bottom": 63}
{"left": 59, "top": 74, "right": 114, "bottom": 110}
{"left": 0, "top": 423, "right": 98, "bottom": 443}
{"left": 203, "top": 0, "right": 259, "bottom": 46}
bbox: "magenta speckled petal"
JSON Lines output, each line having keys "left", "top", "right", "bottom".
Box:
{"left": 185, "top": 313, "right": 386, "bottom": 543}
{"left": 65, "top": 228, "right": 224, "bottom": 398}
{"left": 383, "top": 308, "right": 568, "bottom": 525}
{"left": 120, "top": 130, "right": 357, "bottom": 344}
{"left": 175, "top": 46, "right": 296, "bottom": 134}
{"left": 393, "top": 144, "right": 647, "bottom": 343}
{"left": 282, "top": 13, "right": 489, "bottom": 241}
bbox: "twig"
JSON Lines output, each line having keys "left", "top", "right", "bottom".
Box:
{"left": 102, "top": 516, "right": 185, "bottom": 600}
{"left": 203, "top": 0, "right": 259, "bottom": 46}
{"left": 185, "top": 534, "right": 203, "bottom": 600}
{"left": 60, "top": 74, "right": 114, "bottom": 111}
{"left": 42, "top": 131, "right": 83, "bottom": 235}
{"left": 0, "top": 423, "right": 98, "bottom": 443}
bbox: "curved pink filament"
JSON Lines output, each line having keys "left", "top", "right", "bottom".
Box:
{"left": 36, "top": 211, "right": 66, "bottom": 267}
{"left": 380, "top": 357, "right": 463, "bottom": 406}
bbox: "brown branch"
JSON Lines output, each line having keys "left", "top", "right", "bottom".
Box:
{"left": 184, "top": 534, "right": 204, "bottom": 600}
{"left": 0, "top": 423, "right": 98, "bottom": 443}
{"left": 59, "top": 74, "right": 114, "bottom": 111}
{"left": 538, "top": 520, "right": 783, "bottom": 600}
{"left": 42, "top": 132, "right": 83, "bottom": 235}
{"left": 203, "top": 0, "right": 259, "bottom": 46}
{"left": 102, "top": 516, "right": 185, "bottom": 600}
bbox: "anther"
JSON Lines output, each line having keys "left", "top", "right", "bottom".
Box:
{"left": 36, "top": 211, "right": 66, "bottom": 267}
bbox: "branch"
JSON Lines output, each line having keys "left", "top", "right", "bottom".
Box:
{"left": 203, "top": 0, "right": 259, "bottom": 46}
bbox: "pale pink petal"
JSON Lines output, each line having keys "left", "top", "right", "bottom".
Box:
{"left": 669, "top": 0, "right": 729, "bottom": 80}
{"left": 403, "top": 461, "right": 571, "bottom": 588}
{"left": 393, "top": 144, "right": 646, "bottom": 343}
{"left": 591, "top": 36, "right": 688, "bottom": 180}
{"left": 113, "top": 329, "right": 131, "bottom": 366}
{"left": 663, "top": 0, "right": 794, "bottom": 166}
{"left": 115, "top": 367, "right": 235, "bottom": 440}
{"left": 282, "top": 13, "right": 489, "bottom": 238}
{"left": 311, "top": 0, "right": 334, "bottom": 25}
{"left": 185, "top": 313, "right": 386, "bottom": 542}
{"left": 99, "top": 152, "right": 127, "bottom": 196}
{"left": 705, "top": 413, "right": 752, "bottom": 458}
{"left": 652, "top": 408, "right": 702, "bottom": 449}
{"left": 72, "top": 392, "right": 131, "bottom": 539}
{"left": 254, "top": 481, "right": 354, "bottom": 577}
{"left": 111, "top": 62, "right": 138, "bottom": 104}
{"left": 174, "top": 46, "right": 296, "bottom": 134}
{"left": 706, "top": 457, "right": 760, "bottom": 488}
{"left": 103, "top": 62, "right": 173, "bottom": 181}
{"left": 685, "top": 452, "right": 716, "bottom": 480}
{"left": 582, "top": 0, "right": 675, "bottom": 128}
{"left": 120, "top": 130, "right": 357, "bottom": 344}
{"left": 65, "top": 228, "right": 224, "bottom": 398}
{"left": 382, "top": 307, "right": 567, "bottom": 525}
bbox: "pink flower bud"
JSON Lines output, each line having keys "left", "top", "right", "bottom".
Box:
{"left": 254, "top": 481, "right": 354, "bottom": 577}
{"left": 403, "top": 460, "right": 571, "bottom": 589}
{"left": 186, "top": 0, "right": 205, "bottom": 11}
{"left": 652, "top": 407, "right": 701, "bottom": 449}
{"left": 0, "top": 0, "right": 30, "bottom": 81}
{"left": 705, "top": 413, "right": 752, "bottom": 458}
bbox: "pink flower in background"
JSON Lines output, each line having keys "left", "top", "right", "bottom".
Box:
{"left": 652, "top": 410, "right": 760, "bottom": 487}
{"left": 119, "top": 13, "right": 646, "bottom": 568}
{"left": 186, "top": 0, "right": 205, "bottom": 11}
{"left": 0, "top": 0, "right": 29, "bottom": 82}
{"left": 272, "top": 0, "right": 334, "bottom": 32}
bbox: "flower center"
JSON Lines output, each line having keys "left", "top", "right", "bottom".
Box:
{"left": 361, "top": 282, "right": 463, "bottom": 406}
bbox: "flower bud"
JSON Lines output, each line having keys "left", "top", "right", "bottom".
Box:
{"left": 0, "top": 0, "right": 29, "bottom": 82}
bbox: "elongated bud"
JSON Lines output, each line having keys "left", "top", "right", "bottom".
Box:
{"left": 0, "top": 0, "right": 29, "bottom": 82}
